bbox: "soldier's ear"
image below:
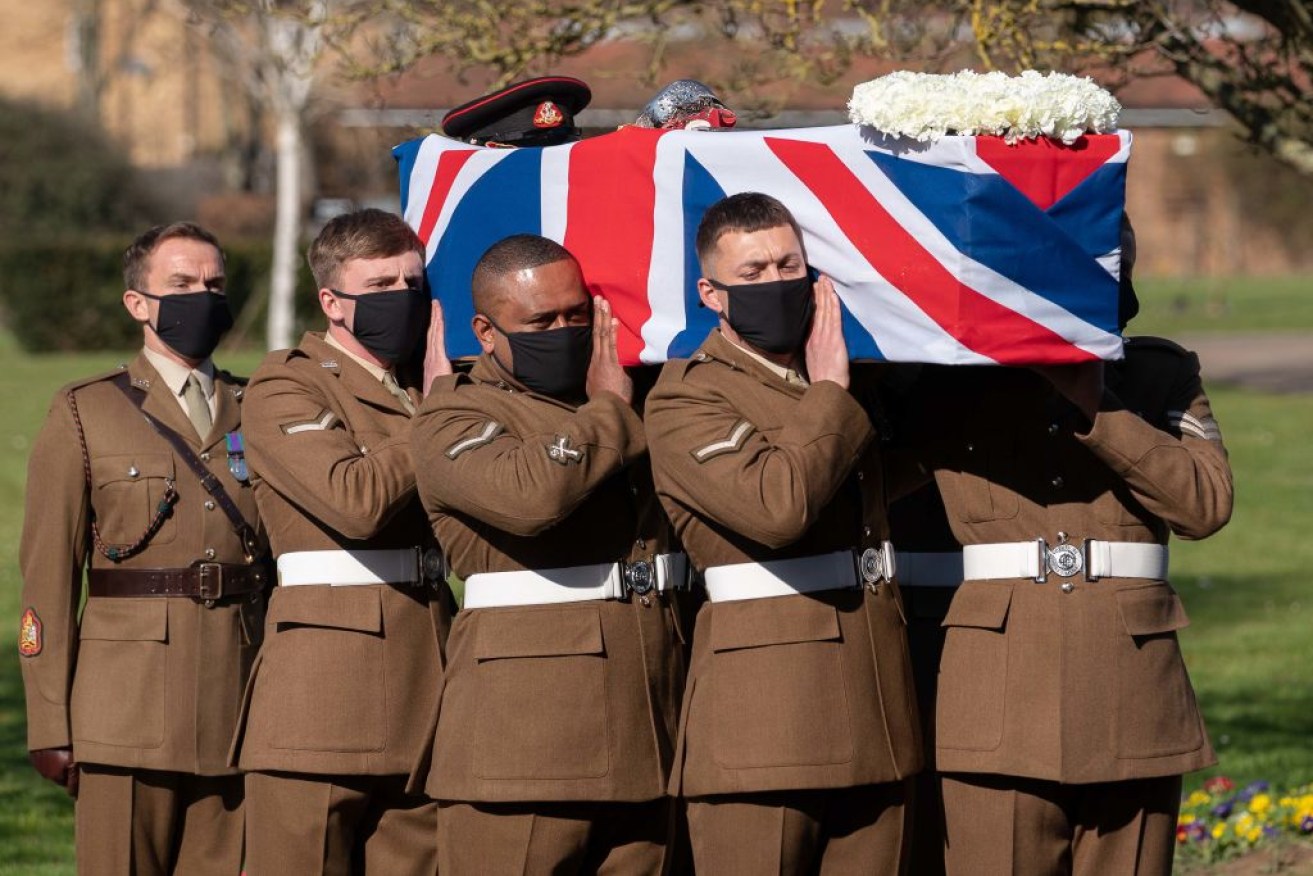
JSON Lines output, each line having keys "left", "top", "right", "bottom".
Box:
{"left": 697, "top": 279, "right": 724, "bottom": 315}
{"left": 471, "top": 313, "right": 497, "bottom": 354}
{"left": 122, "top": 289, "right": 151, "bottom": 325}
{"left": 319, "top": 287, "right": 345, "bottom": 323}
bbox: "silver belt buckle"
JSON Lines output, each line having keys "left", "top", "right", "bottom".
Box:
{"left": 624, "top": 559, "right": 656, "bottom": 595}
{"left": 859, "top": 542, "right": 894, "bottom": 589}
{"left": 1038, "top": 532, "right": 1084, "bottom": 582}
{"left": 418, "top": 547, "right": 446, "bottom": 589}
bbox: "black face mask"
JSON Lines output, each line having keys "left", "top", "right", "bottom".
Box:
{"left": 141, "top": 290, "right": 234, "bottom": 360}
{"left": 709, "top": 274, "right": 815, "bottom": 355}
{"left": 332, "top": 287, "right": 429, "bottom": 365}
{"left": 487, "top": 319, "right": 593, "bottom": 400}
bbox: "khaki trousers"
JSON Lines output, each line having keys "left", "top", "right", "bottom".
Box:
{"left": 75, "top": 765, "right": 244, "bottom": 876}
{"left": 686, "top": 782, "right": 911, "bottom": 876}
{"left": 437, "top": 798, "right": 673, "bottom": 875}
{"left": 942, "top": 773, "right": 1183, "bottom": 876}
{"left": 244, "top": 771, "right": 437, "bottom": 876}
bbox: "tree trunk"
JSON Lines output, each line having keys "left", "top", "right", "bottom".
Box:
{"left": 267, "top": 109, "right": 303, "bottom": 350}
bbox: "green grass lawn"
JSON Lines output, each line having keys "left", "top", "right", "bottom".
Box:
{"left": 0, "top": 315, "right": 1310, "bottom": 870}
{"left": 1133, "top": 276, "right": 1313, "bottom": 336}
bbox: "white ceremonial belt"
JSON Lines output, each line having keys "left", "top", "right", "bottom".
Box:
{"left": 462, "top": 553, "right": 688, "bottom": 609}
{"left": 277, "top": 548, "right": 443, "bottom": 587}
{"left": 703, "top": 544, "right": 895, "bottom": 603}
{"left": 895, "top": 551, "right": 965, "bottom": 588}
{"left": 962, "top": 538, "right": 1168, "bottom": 583}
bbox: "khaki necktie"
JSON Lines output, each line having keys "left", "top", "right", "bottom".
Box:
{"left": 183, "top": 373, "right": 213, "bottom": 440}
{"left": 382, "top": 372, "right": 417, "bottom": 416}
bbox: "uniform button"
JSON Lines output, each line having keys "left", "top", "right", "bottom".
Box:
{"left": 204, "top": 501, "right": 216, "bottom": 511}
{"left": 1060, "top": 582, "right": 1075, "bottom": 594}
{"left": 1048, "top": 423, "right": 1060, "bottom": 436}
{"left": 200, "top": 452, "right": 211, "bottom": 462}
{"left": 1050, "top": 476, "right": 1064, "bottom": 489}
{"left": 204, "top": 548, "right": 216, "bottom": 559}
{"left": 127, "top": 466, "right": 140, "bottom": 478}
{"left": 857, "top": 471, "right": 865, "bottom": 481}
{"left": 863, "top": 526, "right": 872, "bottom": 537}
{"left": 636, "top": 538, "right": 646, "bottom": 550}
{"left": 966, "top": 443, "right": 975, "bottom": 452}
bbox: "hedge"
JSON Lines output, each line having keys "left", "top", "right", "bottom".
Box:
{"left": 0, "top": 239, "right": 316, "bottom": 352}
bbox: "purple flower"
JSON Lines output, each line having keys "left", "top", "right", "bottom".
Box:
{"left": 1211, "top": 801, "right": 1234, "bottom": 819}
{"left": 1263, "top": 825, "right": 1281, "bottom": 839}
{"left": 1187, "top": 822, "right": 1209, "bottom": 842}
{"left": 1237, "top": 781, "right": 1268, "bottom": 803}
{"left": 1300, "top": 815, "right": 1313, "bottom": 834}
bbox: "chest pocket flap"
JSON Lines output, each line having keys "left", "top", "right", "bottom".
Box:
{"left": 80, "top": 598, "right": 168, "bottom": 642}
{"left": 268, "top": 586, "right": 382, "bottom": 634}
{"left": 91, "top": 452, "right": 174, "bottom": 486}
{"left": 710, "top": 597, "right": 841, "bottom": 652}
{"left": 475, "top": 606, "right": 604, "bottom": 660}
{"left": 941, "top": 583, "right": 1014, "bottom": 631}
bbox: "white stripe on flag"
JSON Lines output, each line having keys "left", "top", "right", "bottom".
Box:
{"left": 640, "top": 133, "right": 694, "bottom": 363}
{"left": 540, "top": 144, "right": 573, "bottom": 244}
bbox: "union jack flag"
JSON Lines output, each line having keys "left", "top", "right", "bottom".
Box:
{"left": 394, "top": 125, "right": 1131, "bottom": 365}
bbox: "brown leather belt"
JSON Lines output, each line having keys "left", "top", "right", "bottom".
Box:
{"left": 88, "top": 563, "right": 271, "bottom": 601}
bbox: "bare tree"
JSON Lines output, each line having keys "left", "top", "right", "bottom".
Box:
{"left": 685, "top": 0, "right": 1312, "bottom": 174}
{"left": 184, "top": 1, "right": 372, "bottom": 350}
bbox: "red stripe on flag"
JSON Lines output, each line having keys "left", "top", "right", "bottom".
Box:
{"left": 764, "top": 138, "right": 1097, "bottom": 364}
{"left": 975, "top": 134, "right": 1121, "bottom": 211}
{"left": 563, "top": 127, "right": 666, "bottom": 364}
{"left": 415, "top": 149, "right": 477, "bottom": 246}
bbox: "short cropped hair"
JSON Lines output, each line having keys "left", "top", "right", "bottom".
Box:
{"left": 694, "top": 192, "right": 804, "bottom": 266}
{"left": 123, "top": 222, "right": 223, "bottom": 292}
{"left": 471, "top": 234, "right": 577, "bottom": 315}
{"left": 307, "top": 208, "right": 424, "bottom": 290}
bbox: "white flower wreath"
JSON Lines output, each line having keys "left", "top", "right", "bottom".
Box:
{"left": 848, "top": 70, "right": 1122, "bottom": 145}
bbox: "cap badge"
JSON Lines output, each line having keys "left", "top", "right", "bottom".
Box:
{"left": 533, "top": 101, "right": 564, "bottom": 129}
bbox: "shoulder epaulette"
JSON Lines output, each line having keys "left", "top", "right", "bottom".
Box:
{"left": 655, "top": 355, "right": 703, "bottom": 386}
{"left": 61, "top": 364, "right": 131, "bottom": 398}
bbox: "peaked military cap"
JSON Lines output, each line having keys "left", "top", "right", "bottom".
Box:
{"left": 442, "top": 76, "right": 591, "bottom": 147}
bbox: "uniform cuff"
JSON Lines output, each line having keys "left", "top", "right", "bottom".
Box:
{"left": 798, "top": 380, "right": 875, "bottom": 458}
{"left": 580, "top": 392, "right": 647, "bottom": 461}
{"left": 1075, "top": 390, "right": 1166, "bottom": 475}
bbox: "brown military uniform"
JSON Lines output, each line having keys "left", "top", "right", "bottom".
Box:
{"left": 232, "top": 332, "right": 451, "bottom": 876}
{"left": 903, "top": 338, "right": 1232, "bottom": 876}
{"left": 19, "top": 352, "right": 266, "bottom": 876}
{"left": 410, "top": 354, "right": 686, "bottom": 874}
{"left": 645, "top": 331, "right": 922, "bottom": 874}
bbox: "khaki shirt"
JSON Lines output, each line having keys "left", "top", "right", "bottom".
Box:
{"left": 409, "top": 355, "right": 686, "bottom": 803}
{"left": 645, "top": 331, "right": 922, "bottom": 796}
{"left": 900, "top": 337, "right": 1232, "bottom": 782}
{"left": 19, "top": 352, "right": 265, "bottom": 775}
{"left": 230, "top": 332, "right": 450, "bottom": 777}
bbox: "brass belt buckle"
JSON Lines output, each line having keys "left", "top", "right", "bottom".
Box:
{"left": 197, "top": 562, "right": 223, "bottom": 604}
